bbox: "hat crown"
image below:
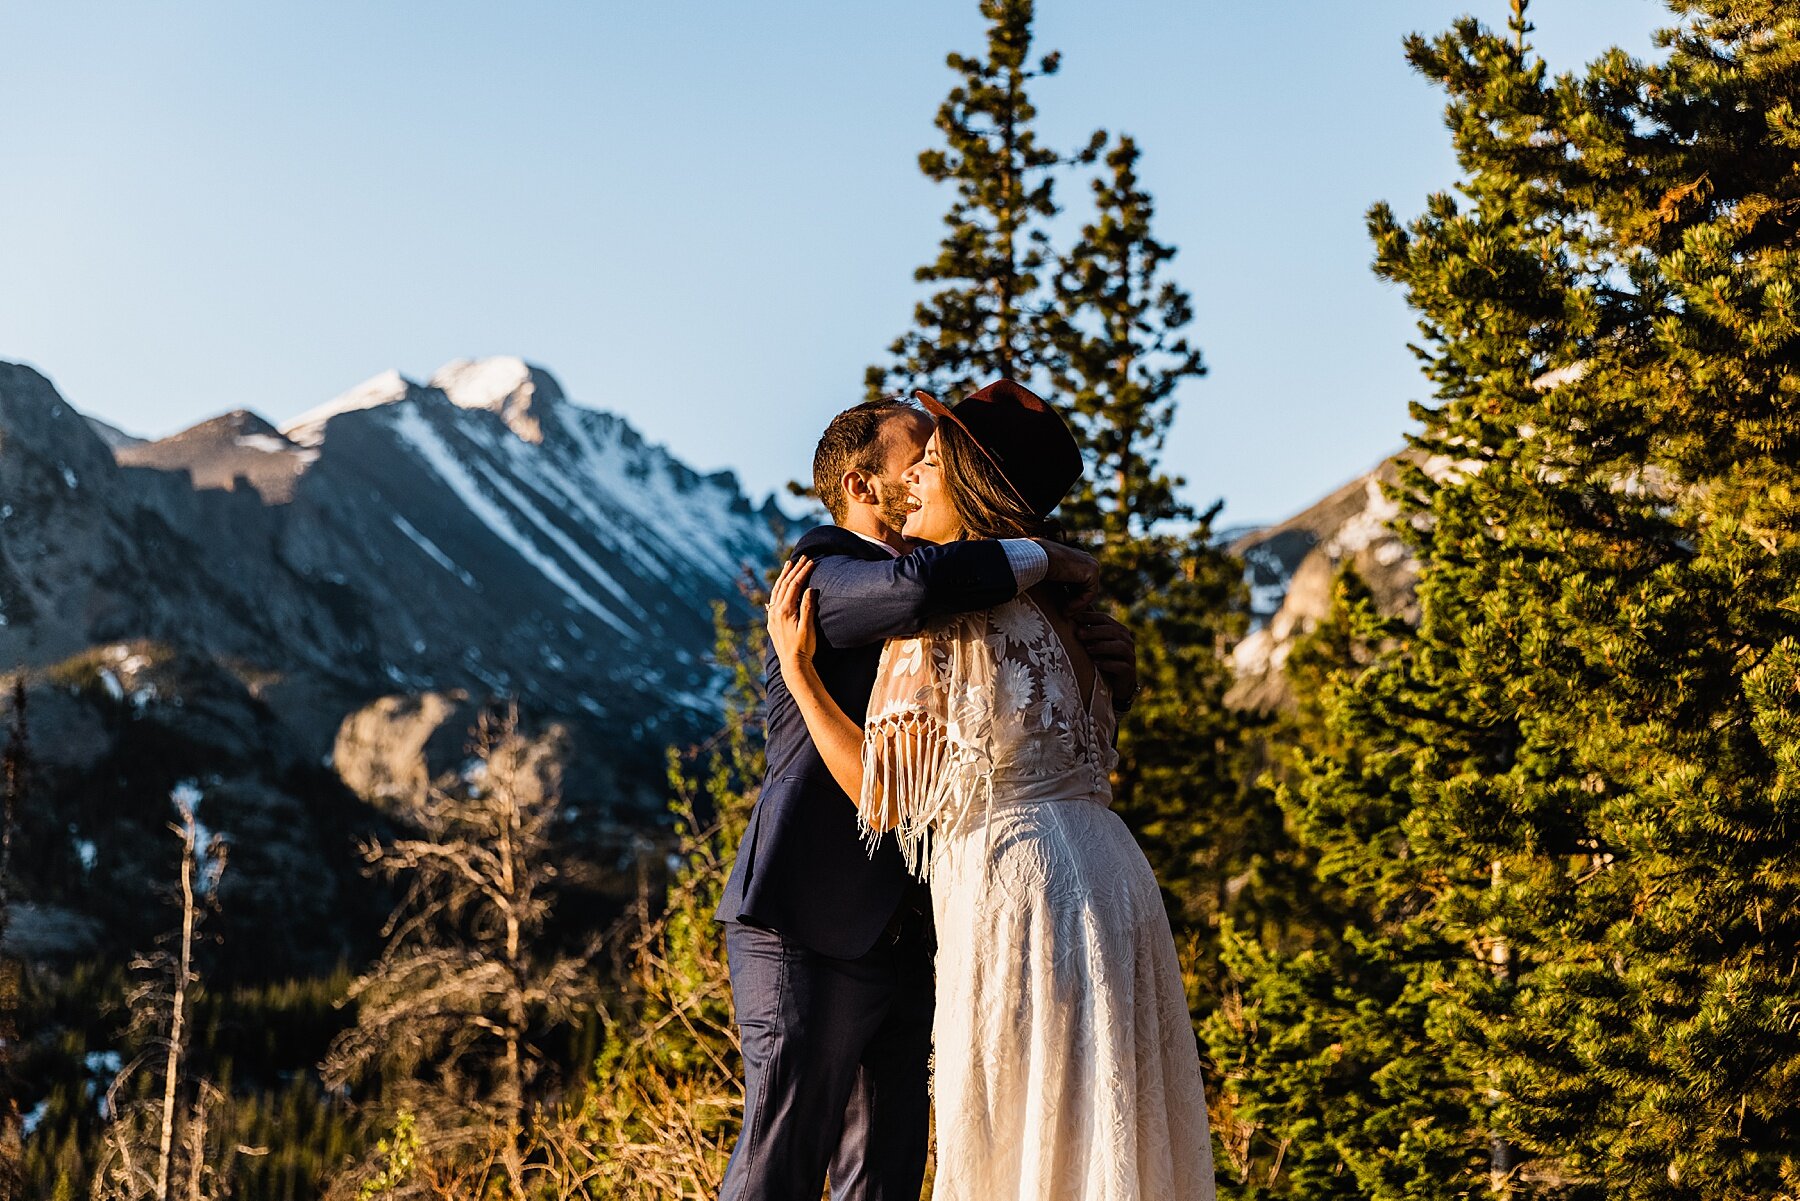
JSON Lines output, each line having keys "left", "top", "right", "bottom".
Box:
{"left": 913, "top": 378, "right": 1083, "bottom": 517}
{"left": 966, "top": 378, "right": 1051, "bottom": 414}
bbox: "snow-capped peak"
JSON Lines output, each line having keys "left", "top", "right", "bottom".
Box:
{"left": 278, "top": 359, "right": 566, "bottom": 449}
{"left": 431, "top": 357, "right": 563, "bottom": 412}
{"left": 281, "top": 369, "right": 415, "bottom": 447}
{"left": 430, "top": 357, "right": 562, "bottom": 444}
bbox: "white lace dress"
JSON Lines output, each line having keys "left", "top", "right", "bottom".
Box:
{"left": 858, "top": 595, "right": 1216, "bottom": 1201}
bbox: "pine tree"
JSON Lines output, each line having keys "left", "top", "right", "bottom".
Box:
{"left": 1050, "top": 135, "right": 1203, "bottom": 542}
{"left": 1204, "top": 571, "right": 1487, "bottom": 1198}
{"left": 1375, "top": 0, "right": 1800, "bottom": 1191}
{"left": 1224, "top": 1, "right": 1800, "bottom": 1195}
{"left": 1046, "top": 136, "right": 1268, "bottom": 990}
{"left": 866, "top": 0, "right": 1100, "bottom": 401}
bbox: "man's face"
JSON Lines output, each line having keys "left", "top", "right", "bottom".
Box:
{"left": 871, "top": 409, "right": 934, "bottom": 537}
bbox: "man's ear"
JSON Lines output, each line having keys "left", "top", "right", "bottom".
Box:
{"left": 842, "top": 468, "right": 880, "bottom": 508}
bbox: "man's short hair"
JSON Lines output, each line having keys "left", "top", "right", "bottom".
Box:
{"left": 812, "top": 397, "right": 914, "bottom": 522}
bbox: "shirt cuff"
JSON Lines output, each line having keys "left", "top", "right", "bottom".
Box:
{"left": 1000, "top": 539, "right": 1049, "bottom": 591}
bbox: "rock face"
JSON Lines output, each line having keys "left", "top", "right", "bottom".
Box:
{"left": 115, "top": 409, "right": 318, "bottom": 502}
{"left": 0, "top": 355, "right": 785, "bottom": 973}
{"left": 0, "top": 356, "right": 784, "bottom": 808}
{"left": 331, "top": 690, "right": 474, "bottom": 811}
{"left": 1227, "top": 457, "right": 1420, "bottom": 711}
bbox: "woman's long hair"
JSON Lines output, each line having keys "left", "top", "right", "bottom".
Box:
{"left": 936, "top": 418, "right": 1068, "bottom": 542}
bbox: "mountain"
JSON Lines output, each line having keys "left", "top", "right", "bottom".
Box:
{"left": 1226, "top": 456, "right": 1419, "bottom": 711}
{"left": 0, "top": 356, "right": 784, "bottom": 969}
{"left": 1, "top": 356, "right": 782, "bottom": 752}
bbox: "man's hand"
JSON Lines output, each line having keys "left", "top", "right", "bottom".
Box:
{"left": 1036, "top": 540, "right": 1101, "bottom": 609}
{"left": 1072, "top": 609, "right": 1138, "bottom": 711}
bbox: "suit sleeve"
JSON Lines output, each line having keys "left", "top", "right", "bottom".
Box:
{"left": 809, "top": 540, "right": 1019, "bottom": 648}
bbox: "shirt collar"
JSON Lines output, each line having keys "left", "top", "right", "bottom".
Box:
{"left": 846, "top": 529, "right": 902, "bottom": 558}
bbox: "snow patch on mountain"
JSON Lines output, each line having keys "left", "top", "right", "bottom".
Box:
{"left": 431, "top": 357, "right": 562, "bottom": 444}
{"left": 432, "top": 356, "right": 561, "bottom": 410}
{"left": 1227, "top": 457, "right": 1419, "bottom": 711}
{"left": 560, "top": 409, "right": 757, "bottom": 585}
{"left": 388, "top": 403, "right": 639, "bottom": 637}
{"left": 470, "top": 458, "right": 648, "bottom": 619}
{"left": 391, "top": 513, "right": 479, "bottom": 589}
{"left": 282, "top": 368, "right": 412, "bottom": 447}
{"left": 1324, "top": 477, "right": 1401, "bottom": 558}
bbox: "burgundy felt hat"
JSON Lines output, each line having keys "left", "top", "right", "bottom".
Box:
{"left": 913, "top": 379, "right": 1084, "bottom": 517}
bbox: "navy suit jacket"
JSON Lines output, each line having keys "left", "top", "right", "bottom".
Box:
{"left": 716, "top": 525, "right": 1020, "bottom": 959}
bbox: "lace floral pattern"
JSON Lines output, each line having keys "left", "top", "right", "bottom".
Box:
{"left": 858, "top": 596, "right": 1216, "bottom": 1201}
{"left": 859, "top": 596, "right": 1119, "bottom": 877}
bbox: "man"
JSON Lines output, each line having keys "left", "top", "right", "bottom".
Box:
{"left": 715, "top": 396, "right": 1138, "bottom": 1201}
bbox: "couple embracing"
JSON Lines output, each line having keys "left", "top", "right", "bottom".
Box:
{"left": 716, "top": 380, "right": 1216, "bottom": 1201}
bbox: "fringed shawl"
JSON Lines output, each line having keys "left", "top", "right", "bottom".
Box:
{"left": 857, "top": 597, "right": 1116, "bottom": 881}
{"left": 858, "top": 611, "right": 1002, "bottom": 880}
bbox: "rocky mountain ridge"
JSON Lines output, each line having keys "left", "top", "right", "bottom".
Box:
{"left": 0, "top": 356, "right": 784, "bottom": 968}
{"left": 1, "top": 356, "right": 783, "bottom": 755}
{"left": 1226, "top": 456, "right": 1419, "bottom": 711}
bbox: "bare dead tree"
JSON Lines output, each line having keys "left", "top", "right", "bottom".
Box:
{"left": 0, "top": 677, "right": 27, "bottom": 1201}
{"left": 353, "top": 782, "right": 746, "bottom": 1201}
{"left": 90, "top": 785, "right": 235, "bottom": 1201}
{"left": 0, "top": 677, "right": 21, "bottom": 935}
{"left": 322, "top": 702, "right": 599, "bottom": 1194}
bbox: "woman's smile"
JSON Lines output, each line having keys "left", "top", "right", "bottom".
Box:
{"left": 900, "top": 433, "right": 958, "bottom": 543}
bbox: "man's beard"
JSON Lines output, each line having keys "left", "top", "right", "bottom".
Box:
{"left": 876, "top": 483, "right": 915, "bottom": 543}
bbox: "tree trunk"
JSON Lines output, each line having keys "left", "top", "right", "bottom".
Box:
{"left": 156, "top": 813, "right": 198, "bottom": 1201}
{"left": 996, "top": 66, "right": 1020, "bottom": 377}
{"left": 1488, "top": 857, "right": 1515, "bottom": 1195}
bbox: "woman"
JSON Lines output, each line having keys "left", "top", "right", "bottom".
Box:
{"left": 764, "top": 379, "right": 1216, "bottom": 1200}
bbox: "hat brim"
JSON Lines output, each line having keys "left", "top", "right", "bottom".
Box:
{"left": 912, "top": 389, "right": 953, "bottom": 421}
{"left": 912, "top": 389, "right": 1038, "bottom": 515}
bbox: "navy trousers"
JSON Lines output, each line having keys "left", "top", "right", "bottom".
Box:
{"left": 719, "top": 916, "right": 933, "bottom": 1201}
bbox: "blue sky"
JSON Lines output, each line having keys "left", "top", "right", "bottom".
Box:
{"left": 0, "top": 1, "right": 1669, "bottom": 526}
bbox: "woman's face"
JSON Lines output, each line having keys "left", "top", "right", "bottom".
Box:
{"left": 900, "top": 430, "right": 961, "bottom": 544}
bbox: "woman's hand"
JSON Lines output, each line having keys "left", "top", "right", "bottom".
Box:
{"left": 763, "top": 556, "right": 866, "bottom": 801}
{"left": 765, "top": 557, "right": 819, "bottom": 670}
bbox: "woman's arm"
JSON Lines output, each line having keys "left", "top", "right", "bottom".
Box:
{"left": 765, "top": 558, "right": 866, "bottom": 800}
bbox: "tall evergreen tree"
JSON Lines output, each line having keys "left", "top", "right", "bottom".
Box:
{"left": 1204, "top": 571, "right": 1486, "bottom": 1198}
{"left": 1047, "top": 136, "right": 1268, "bottom": 982}
{"left": 1222, "top": 2, "right": 1800, "bottom": 1195}
{"left": 866, "top": 0, "right": 1099, "bottom": 401}
{"left": 874, "top": 0, "right": 1268, "bottom": 1021}
{"left": 1376, "top": 1, "right": 1800, "bottom": 1191}
{"left": 1051, "top": 135, "right": 1204, "bottom": 542}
